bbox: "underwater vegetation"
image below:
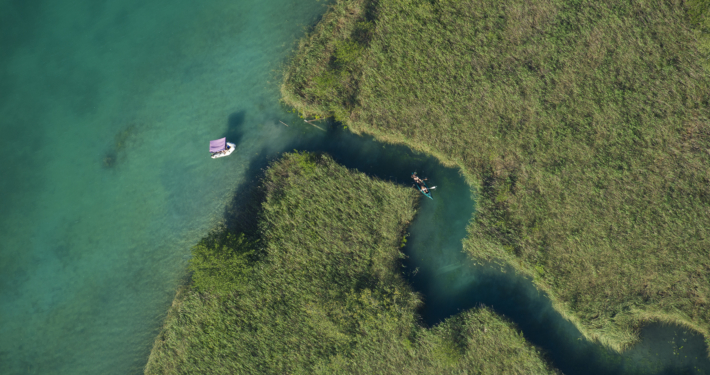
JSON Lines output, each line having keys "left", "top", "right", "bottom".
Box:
{"left": 103, "top": 123, "right": 140, "bottom": 169}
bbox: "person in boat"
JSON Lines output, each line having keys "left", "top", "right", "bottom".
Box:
{"left": 412, "top": 173, "right": 429, "bottom": 193}
{"left": 217, "top": 144, "right": 232, "bottom": 156}
{"left": 412, "top": 182, "right": 429, "bottom": 194}
{"left": 412, "top": 173, "right": 428, "bottom": 184}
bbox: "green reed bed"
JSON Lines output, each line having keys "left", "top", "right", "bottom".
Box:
{"left": 689, "top": 0, "right": 710, "bottom": 72}
{"left": 282, "top": 0, "right": 710, "bottom": 354}
{"left": 145, "top": 152, "right": 556, "bottom": 374}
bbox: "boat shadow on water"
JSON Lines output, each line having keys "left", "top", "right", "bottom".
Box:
{"left": 223, "top": 118, "right": 710, "bottom": 375}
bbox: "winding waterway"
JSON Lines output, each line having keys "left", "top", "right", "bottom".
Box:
{"left": 0, "top": 0, "right": 708, "bottom": 374}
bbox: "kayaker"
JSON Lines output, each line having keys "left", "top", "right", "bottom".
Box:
{"left": 412, "top": 173, "right": 428, "bottom": 184}
{"left": 411, "top": 174, "right": 428, "bottom": 194}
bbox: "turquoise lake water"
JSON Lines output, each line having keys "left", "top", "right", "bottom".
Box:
{"left": 0, "top": 0, "right": 329, "bottom": 373}
{"left": 0, "top": 0, "right": 708, "bottom": 374}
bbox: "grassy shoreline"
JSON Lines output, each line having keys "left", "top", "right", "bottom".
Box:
{"left": 282, "top": 0, "right": 710, "bottom": 354}
{"left": 145, "top": 152, "right": 557, "bottom": 374}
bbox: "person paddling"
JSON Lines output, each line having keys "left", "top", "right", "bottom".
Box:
{"left": 412, "top": 172, "right": 435, "bottom": 199}
{"left": 412, "top": 172, "right": 429, "bottom": 193}
{"left": 412, "top": 172, "right": 427, "bottom": 184}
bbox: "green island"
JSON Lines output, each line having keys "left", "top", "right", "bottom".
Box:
{"left": 145, "top": 152, "right": 557, "bottom": 374}
{"left": 281, "top": 0, "right": 710, "bottom": 355}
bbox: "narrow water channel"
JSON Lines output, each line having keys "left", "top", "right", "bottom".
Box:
{"left": 0, "top": 1, "right": 707, "bottom": 374}
{"left": 229, "top": 118, "right": 710, "bottom": 375}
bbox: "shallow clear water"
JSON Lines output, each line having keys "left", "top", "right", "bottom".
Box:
{"left": 0, "top": 1, "right": 708, "bottom": 374}
{"left": 0, "top": 0, "right": 329, "bottom": 373}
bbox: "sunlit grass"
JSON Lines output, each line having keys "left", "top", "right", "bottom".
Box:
{"left": 282, "top": 0, "right": 710, "bottom": 354}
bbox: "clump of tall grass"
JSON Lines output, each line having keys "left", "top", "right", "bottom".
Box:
{"left": 144, "top": 152, "right": 557, "bottom": 374}
{"left": 282, "top": 0, "right": 710, "bottom": 354}
{"left": 688, "top": 0, "right": 710, "bottom": 72}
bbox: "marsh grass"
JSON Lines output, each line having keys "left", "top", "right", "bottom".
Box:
{"left": 689, "top": 0, "right": 710, "bottom": 72}
{"left": 282, "top": 0, "right": 710, "bottom": 354}
{"left": 144, "top": 152, "right": 557, "bottom": 374}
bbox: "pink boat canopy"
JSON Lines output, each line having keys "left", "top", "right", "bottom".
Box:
{"left": 209, "top": 137, "right": 226, "bottom": 153}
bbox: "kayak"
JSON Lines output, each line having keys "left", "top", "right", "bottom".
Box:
{"left": 412, "top": 172, "right": 433, "bottom": 199}
{"left": 211, "top": 142, "right": 236, "bottom": 159}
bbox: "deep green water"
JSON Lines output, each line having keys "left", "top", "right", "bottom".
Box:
{"left": 0, "top": 1, "right": 708, "bottom": 374}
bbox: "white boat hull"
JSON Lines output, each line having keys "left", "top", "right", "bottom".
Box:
{"left": 211, "top": 142, "right": 236, "bottom": 159}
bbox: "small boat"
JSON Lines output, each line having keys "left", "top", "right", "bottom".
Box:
{"left": 412, "top": 172, "right": 434, "bottom": 200}
{"left": 209, "top": 137, "right": 236, "bottom": 159}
